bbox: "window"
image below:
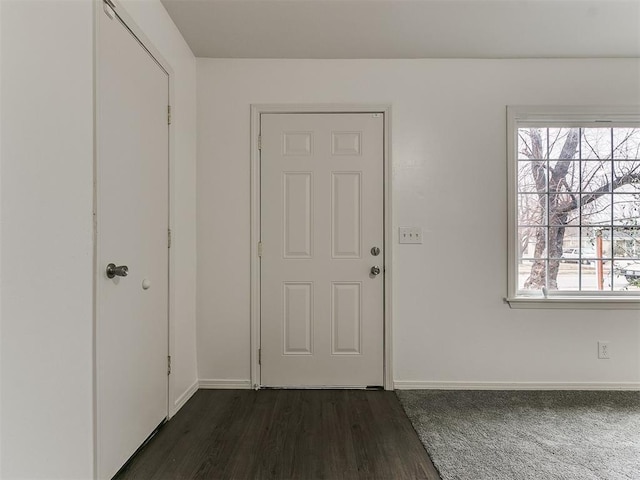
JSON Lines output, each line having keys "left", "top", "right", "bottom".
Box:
{"left": 507, "top": 107, "right": 640, "bottom": 307}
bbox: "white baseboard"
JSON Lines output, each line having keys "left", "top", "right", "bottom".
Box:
{"left": 198, "top": 379, "right": 252, "bottom": 389}
{"left": 394, "top": 381, "right": 640, "bottom": 391}
{"left": 171, "top": 379, "right": 199, "bottom": 417}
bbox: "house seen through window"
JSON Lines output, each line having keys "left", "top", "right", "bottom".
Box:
{"left": 516, "top": 123, "right": 640, "bottom": 295}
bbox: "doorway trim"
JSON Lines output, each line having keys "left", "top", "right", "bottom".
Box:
{"left": 93, "top": 0, "right": 177, "bottom": 477}
{"left": 250, "top": 104, "right": 393, "bottom": 390}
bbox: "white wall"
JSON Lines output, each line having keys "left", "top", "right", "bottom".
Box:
{"left": 1, "top": 1, "right": 3, "bottom": 473}
{"left": 197, "top": 59, "right": 640, "bottom": 387}
{"left": 0, "top": 0, "right": 196, "bottom": 477}
{"left": 118, "top": 0, "right": 198, "bottom": 414}
{"left": 1, "top": 1, "right": 95, "bottom": 478}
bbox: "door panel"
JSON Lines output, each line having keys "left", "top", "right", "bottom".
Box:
{"left": 332, "top": 172, "right": 362, "bottom": 258}
{"left": 283, "top": 282, "right": 313, "bottom": 354}
{"left": 331, "top": 282, "right": 362, "bottom": 355}
{"left": 283, "top": 172, "right": 313, "bottom": 258}
{"left": 96, "top": 6, "right": 169, "bottom": 479}
{"left": 261, "top": 113, "right": 384, "bottom": 387}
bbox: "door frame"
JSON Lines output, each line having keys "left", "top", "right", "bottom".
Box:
{"left": 93, "top": 0, "right": 177, "bottom": 476}
{"left": 250, "top": 104, "right": 393, "bottom": 390}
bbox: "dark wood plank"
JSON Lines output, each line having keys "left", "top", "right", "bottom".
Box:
{"left": 115, "top": 390, "right": 441, "bottom": 480}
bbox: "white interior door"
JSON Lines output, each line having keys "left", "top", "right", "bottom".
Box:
{"left": 96, "top": 4, "right": 169, "bottom": 479}
{"left": 261, "top": 113, "right": 384, "bottom": 387}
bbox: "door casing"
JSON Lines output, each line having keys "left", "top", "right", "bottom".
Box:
{"left": 93, "top": 1, "right": 177, "bottom": 477}
{"left": 250, "top": 104, "right": 393, "bottom": 390}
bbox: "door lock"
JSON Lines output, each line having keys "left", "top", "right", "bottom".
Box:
{"left": 106, "top": 263, "right": 129, "bottom": 279}
{"left": 370, "top": 265, "right": 381, "bottom": 276}
{"left": 371, "top": 246, "right": 381, "bottom": 256}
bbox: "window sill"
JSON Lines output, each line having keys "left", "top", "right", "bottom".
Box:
{"left": 505, "top": 296, "right": 640, "bottom": 310}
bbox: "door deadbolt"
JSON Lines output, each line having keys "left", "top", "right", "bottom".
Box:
{"left": 106, "top": 263, "right": 129, "bottom": 279}
{"left": 371, "top": 246, "right": 381, "bottom": 256}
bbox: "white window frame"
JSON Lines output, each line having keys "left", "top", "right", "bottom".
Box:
{"left": 507, "top": 106, "right": 640, "bottom": 309}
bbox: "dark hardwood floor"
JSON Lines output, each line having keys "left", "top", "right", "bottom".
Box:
{"left": 115, "top": 389, "right": 441, "bottom": 480}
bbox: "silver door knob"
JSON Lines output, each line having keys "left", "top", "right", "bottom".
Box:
{"left": 106, "top": 263, "right": 129, "bottom": 279}
{"left": 370, "top": 265, "right": 381, "bottom": 276}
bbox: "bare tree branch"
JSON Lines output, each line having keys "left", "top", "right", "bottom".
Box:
{"left": 560, "top": 173, "right": 640, "bottom": 214}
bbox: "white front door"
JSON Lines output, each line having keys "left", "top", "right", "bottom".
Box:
{"left": 260, "top": 113, "right": 384, "bottom": 387}
{"left": 96, "top": 4, "right": 169, "bottom": 479}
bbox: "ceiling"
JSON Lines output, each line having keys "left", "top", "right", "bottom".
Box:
{"left": 160, "top": 0, "right": 640, "bottom": 59}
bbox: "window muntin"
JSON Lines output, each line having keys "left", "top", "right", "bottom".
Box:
{"left": 514, "top": 123, "right": 640, "bottom": 297}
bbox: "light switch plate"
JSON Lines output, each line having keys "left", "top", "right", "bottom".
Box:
{"left": 399, "top": 226, "right": 422, "bottom": 244}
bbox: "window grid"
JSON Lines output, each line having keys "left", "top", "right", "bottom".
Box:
{"left": 517, "top": 126, "right": 640, "bottom": 294}
{"left": 578, "top": 129, "right": 583, "bottom": 291}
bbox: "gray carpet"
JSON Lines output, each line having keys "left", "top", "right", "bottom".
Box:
{"left": 396, "top": 390, "right": 640, "bottom": 480}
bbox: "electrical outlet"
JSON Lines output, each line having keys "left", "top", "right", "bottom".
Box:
{"left": 598, "top": 341, "right": 610, "bottom": 359}
{"left": 399, "top": 226, "right": 423, "bottom": 244}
